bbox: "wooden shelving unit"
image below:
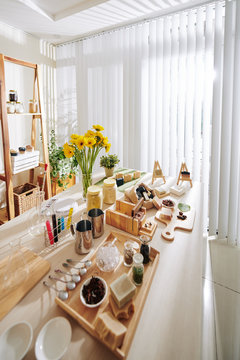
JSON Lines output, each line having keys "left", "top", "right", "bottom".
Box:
{"left": 0, "top": 54, "right": 52, "bottom": 221}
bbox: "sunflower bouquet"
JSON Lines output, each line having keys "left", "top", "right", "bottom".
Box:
{"left": 63, "top": 125, "right": 111, "bottom": 197}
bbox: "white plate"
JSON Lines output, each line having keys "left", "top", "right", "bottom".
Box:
{"left": 35, "top": 317, "right": 71, "bottom": 360}
{"left": 0, "top": 321, "right": 33, "bottom": 360}
{"left": 80, "top": 276, "right": 108, "bottom": 308}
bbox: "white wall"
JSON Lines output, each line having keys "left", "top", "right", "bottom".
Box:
{"left": 0, "top": 21, "right": 56, "bottom": 208}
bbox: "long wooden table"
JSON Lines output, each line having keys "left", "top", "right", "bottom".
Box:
{"left": 0, "top": 173, "right": 202, "bottom": 360}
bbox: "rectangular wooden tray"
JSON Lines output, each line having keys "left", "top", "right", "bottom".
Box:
{"left": 55, "top": 231, "right": 160, "bottom": 359}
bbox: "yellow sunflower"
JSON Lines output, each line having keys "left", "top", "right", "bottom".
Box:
{"left": 85, "top": 130, "right": 95, "bottom": 138}
{"left": 105, "top": 143, "right": 111, "bottom": 153}
{"left": 75, "top": 135, "right": 85, "bottom": 150}
{"left": 70, "top": 134, "right": 79, "bottom": 143}
{"left": 102, "top": 136, "right": 108, "bottom": 145}
{"left": 63, "top": 143, "right": 74, "bottom": 158}
{"left": 93, "top": 124, "right": 104, "bottom": 131}
{"left": 84, "top": 137, "right": 96, "bottom": 149}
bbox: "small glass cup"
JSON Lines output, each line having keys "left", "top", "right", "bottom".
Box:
{"left": 29, "top": 190, "right": 45, "bottom": 236}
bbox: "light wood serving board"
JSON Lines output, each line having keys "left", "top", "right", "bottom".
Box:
{"left": 55, "top": 231, "right": 160, "bottom": 360}
{"left": 0, "top": 247, "right": 50, "bottom": 320}
{"left": 155, "top": 207, "right": 195, "bottom": 241}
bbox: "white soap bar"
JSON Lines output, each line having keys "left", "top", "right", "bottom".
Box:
{"left": 110, "top": 274, "right": 136, "bottom": 309}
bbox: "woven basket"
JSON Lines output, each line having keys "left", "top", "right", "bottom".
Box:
{"left": 13, "top": 183, "right": 39, "bottom": 216}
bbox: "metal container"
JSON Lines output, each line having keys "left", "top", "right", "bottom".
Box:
{"left": 72, "top": 220, "right": 93, "bottom": 254}
{"left": 88, "top": 208, "right": 104, "bottom": 239}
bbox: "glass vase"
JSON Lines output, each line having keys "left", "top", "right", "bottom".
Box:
{"left": 81, "top": 172, "right": 93, "bottom": 200}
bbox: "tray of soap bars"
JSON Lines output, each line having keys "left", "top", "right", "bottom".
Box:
{"left": 55, "top": 230, "right": 160, "bottom": 360}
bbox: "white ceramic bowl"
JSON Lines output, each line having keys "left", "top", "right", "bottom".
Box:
{"left": 0, "top": 321, "right": 33, "bottom": 360}
{"left": 80, "top": 276, "right": 108, "bottom": 308}
{"left": 35, "top": 317, "right": 71, "bottom": 360}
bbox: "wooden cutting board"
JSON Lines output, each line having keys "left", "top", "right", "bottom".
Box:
{"left": 155, "top": 207, "right": 195, "bottom": 241}
{"left": 0, "top": 247, "right": 50, "bottom": 320}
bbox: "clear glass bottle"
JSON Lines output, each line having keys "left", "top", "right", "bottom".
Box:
{"left": 6, "top": 101, "right": 15, "bottom": 113}
{"left": 132, "top": 253, "right": 144, "bottom": 286}
{"left": 103, "top": 178, "right": 117, "bottom": 204}
{"left": 87, "top": 185, "right": 103, "bottom": 212}
{"left": 15, "top": 102, "right": 24, "bottom": 113}
{"left": 124, "top": 241, "right": 135, "bottom": 267}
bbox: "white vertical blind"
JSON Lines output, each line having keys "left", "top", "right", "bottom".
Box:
{"left": 56, "top": 1, "right": 228, "bottom": 233}
{"left": 208, "top": 2, "right": 224, "bottom": 236}
{"left": 218, "top": 0, "right": 235, "bottom": 240}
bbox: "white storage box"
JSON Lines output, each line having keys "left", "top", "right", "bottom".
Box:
{"left": 11, "top": 150, "right": 40, "bottom": 174}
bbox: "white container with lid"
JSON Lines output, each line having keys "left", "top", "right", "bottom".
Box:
{"left": 103, "top": 178, "right": 117, "bottom": 204}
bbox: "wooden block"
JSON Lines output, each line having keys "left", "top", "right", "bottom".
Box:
{"left": 125, "top": 186, "right": 138, "bottom": 204}
{"left": 139, "top": 221, "right": 157, "bottom": 239}
{"left": 143, "top": 199, "right": 154, "bottom": 209}
{"left": 116, "top": 173, "right": 123, "bottom": 179}
{"left": 109, "top": 295, "right": 135, "bottom": 320}
{"left": 133, "top": 171, "right": 141, "bottom": 179}
{"left": 152, "top": 196, "right": 162, "bottom": 210}
{"left": 124, "top": 174, "right": 132, "bottom": 182}
{"left": 118, "top": 200, "right": 135, "bottom": 216}
{"left": 95, "top": 311, "right": 127, "bottom": 351}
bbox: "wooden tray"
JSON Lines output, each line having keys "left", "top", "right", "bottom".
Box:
{"left": 0, "top": 247, "right": 50, "bottom": 320}
{"left": 55, "top": 231, "right": 160, "bottom": 359}
{"left": 155, "top": 207, "right": 195, "bottom": 241}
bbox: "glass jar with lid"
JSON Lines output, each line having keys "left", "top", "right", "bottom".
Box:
{"left": 15, "top": 102, "right": 24, "bottom": 114}
{"left": 103, "top": 178, "right": 117, "bottom": 204}
{"left": 87, "top": 185, "right": 103, "bottom": 212}
{"left": 29, "top": 99, "right": 38, "bottom": 113}
{"left": 6, "top": 101, "right": 15, "bottom": 114}
{"left": 9, "top": 90, "right": 18, "bottom": 102}
{"left": 132, "top": 253, "right": 144, "bottom": 286}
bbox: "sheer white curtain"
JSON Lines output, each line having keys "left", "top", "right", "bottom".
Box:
{"left": 56, "top": 2, "right": 227, "bottom": 231}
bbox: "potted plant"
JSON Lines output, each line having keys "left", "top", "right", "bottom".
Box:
{"left": 48, "top": 130, "right": 78, "bottom": 195}
{"left": 100, "top": 154, "right": 120, "bottom": 177}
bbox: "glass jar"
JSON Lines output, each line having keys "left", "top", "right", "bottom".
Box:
{"left": 9, "top": 90, "right": 18, "bottom": 102}
{"left": 29, "top": 99, "right": 38, "bottom": 113}
{"left": 124, "top": 241, "right": 135, "bottom": 267}
{"left": 140, "top": 235, "right": 151, "bottom": 264}
{"left": 87, "top": 185, "right": 103, "bottom": 212}
{"left": 103, "top": 178, "right": 117, "bottom": 204}
{"left": 6, "top": 101, "right": 15, "bottom": 114}
{"left": 15, "top": 102, "right": 24, "bottom": 113}
{"left": 132, "top": 253, "right": 144, "bottom": 286}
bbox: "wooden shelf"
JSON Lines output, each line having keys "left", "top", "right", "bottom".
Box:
{"left": 7, "top": 113, "right": 42, "bottom": 116}
{"left": 0, "top": 53, "right": 52, "bottom": 221}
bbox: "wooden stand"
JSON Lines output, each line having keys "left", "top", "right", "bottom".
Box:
{"left": 177, "top": 162, "right": 192, "bottom": 187}
{"left": 152, "top": 161, "right": 166, "bottom": 184}
{"left": 0, "top": 54, "right": 52, "bottom": 220}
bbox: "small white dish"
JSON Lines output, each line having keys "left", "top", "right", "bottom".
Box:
{"left": 80, "top": 276, "right": 108, "bottom": 308}
{"left": 0, "top": 321, "right": 33, "bottom": 360}
{"left": 35, "top": 317, "right": 71, "bottom": 360}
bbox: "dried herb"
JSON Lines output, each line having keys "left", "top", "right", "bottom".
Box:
{"left": 82, "top": 277, "right": 105, "bottom": 305}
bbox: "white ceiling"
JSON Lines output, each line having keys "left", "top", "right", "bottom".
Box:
{"left": 0, "top": 0, "right": 211, "bottom": 44}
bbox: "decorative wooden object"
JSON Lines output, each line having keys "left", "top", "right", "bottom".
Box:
{"left": 152, "top": 161, "right": 166, "bottom": 184}
{"left": 55, "top": 231, "right": 160, "bottom": 360}
{"left": 0, "top": 247, "right": 50, "bottom": 320}
{"left": 177, "top": 162, "right": 192, "bottom": 187}
{"left": 155, "top": 207, "right": 195, "bottom": 241}
{"left": 0, "top": 54, "right": 52, "bottom": 220}
{"left": 106, "top": 199, "right": 157, "bottom": 238}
